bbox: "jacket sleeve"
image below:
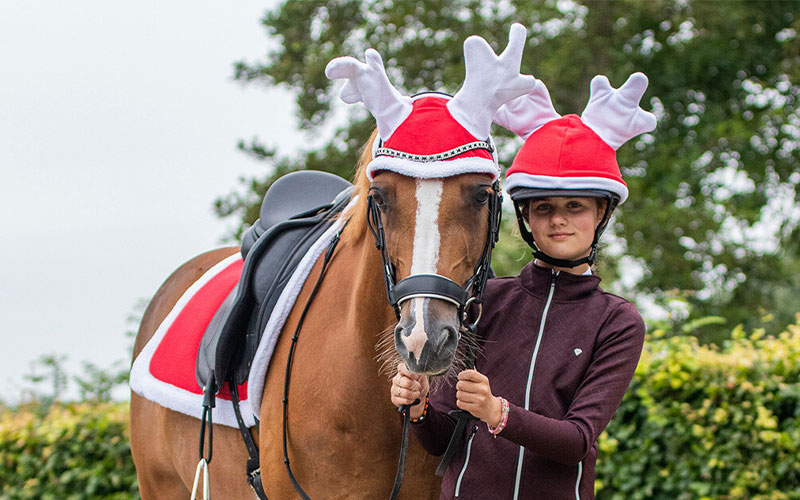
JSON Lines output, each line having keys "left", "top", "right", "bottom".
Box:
{"left": 409, "top": 379, "right": 459, "bottom": 456}
{"left": 500, "top": 301, "right": 645, "bottom": 465}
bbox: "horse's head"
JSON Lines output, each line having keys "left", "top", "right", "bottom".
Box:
{"left": 369, "top": 170, "right": 499, "bottom": 375}
{"left": 327, "top": 24, "right": 536, "bottom": 376}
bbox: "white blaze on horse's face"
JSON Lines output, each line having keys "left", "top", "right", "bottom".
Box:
{"left": 410, "top": 179, "right": 443, "bottom": 275}
{"left": 402, "top": 179, "right": 444, "bottom": 364}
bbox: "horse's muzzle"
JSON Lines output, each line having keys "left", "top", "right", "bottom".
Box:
{"left": 393, "top": 297, "right": 460, "bottom": 375}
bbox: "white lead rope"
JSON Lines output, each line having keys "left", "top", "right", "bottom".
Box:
{"left": 190, "top": 458, "right": 210, "bottom": 500}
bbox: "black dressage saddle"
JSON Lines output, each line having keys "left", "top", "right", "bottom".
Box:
{"left": 195, "top": 170, "right": 353, "bottom": 393}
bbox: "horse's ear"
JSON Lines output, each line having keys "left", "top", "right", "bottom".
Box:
{"left": 325, "top": 49, "right": 413, "bottom": 141}
{"left": 447, "top": 23, "right": 538, "bottom": 140}
{"left": 580, "top": 72, "right": 657, "bottom": 150}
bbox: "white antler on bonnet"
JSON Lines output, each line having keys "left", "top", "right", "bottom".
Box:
{"left": 493, "top": 79, "right": 561, "bottom": 139}
{"left": 581, "top": 72, "right": 657, "bottom": 150}
{"left": 325, "top": 49, "right": 413, "bottom": 141}
{"left": 448, "top": 23, "right": 538, "bottom": 140}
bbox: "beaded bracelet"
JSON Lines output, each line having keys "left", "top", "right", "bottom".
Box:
{"left": 409, "top": 395, "right": 430, "bottom": 424}
{"left": 487, "top": 397, "right": 509, "bottom": 437}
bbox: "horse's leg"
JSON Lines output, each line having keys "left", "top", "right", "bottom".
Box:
{"left": 130, "top": 395, "right": 191, "bottom": 499}
{"left": 130, "top": 247, "right": 256, "bottom": 498}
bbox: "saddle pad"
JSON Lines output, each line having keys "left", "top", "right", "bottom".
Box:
{"left": 130, "top": 205, "right": 353, "bottom": 427}
{"left": 129, "top": 253, "right": 257, "bottom": 427}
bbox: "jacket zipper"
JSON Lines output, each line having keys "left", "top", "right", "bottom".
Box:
{"left": 454, "top": 424, "right": 479, "bottom": 497}
{"left": 512, "top": 270, "right": 558, "bottom": 500}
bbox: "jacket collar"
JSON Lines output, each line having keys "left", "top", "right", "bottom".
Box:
{"left": 517, "top": 262, "right": 601, "bottom": 302}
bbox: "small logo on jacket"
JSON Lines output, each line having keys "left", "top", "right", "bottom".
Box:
{"left": 574, "top": 348, "right": 583, "bottom": 356}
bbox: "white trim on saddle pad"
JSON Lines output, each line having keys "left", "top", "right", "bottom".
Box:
{"left": 129, "top": 253, "right": 255, "bottom": 427}
{"left": 129, "top": 197, "right": 358, "bottom": 428}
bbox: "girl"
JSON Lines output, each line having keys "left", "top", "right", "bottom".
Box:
{"left": 391, "top": 74, "right": 657, "bottom": 499}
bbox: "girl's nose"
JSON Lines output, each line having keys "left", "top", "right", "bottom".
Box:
{"left": 550, "top": 209, "right": 568, "bottom": 225}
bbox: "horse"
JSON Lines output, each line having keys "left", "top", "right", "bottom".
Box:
{"left": 129, "top": 134, "right": 502, "bottom": 499}
{"left": 130, "top": 23, "right": 535, "bottom": 499}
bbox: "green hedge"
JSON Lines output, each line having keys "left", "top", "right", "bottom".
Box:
{"left": 1, "top": 318, "right": 798, "bottom": 499}
{"left": 0, "top": 402, "right": 138, "bottom": 500}
{"left": 597, "top": 317, "right": 800, "bottom": 500}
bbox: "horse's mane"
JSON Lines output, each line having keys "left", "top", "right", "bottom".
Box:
{"left": 339, "top": 128, "right": 378, "bottom": 247}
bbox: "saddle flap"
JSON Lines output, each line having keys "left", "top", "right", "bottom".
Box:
{"left": 195, "top": 286, "right": 238, "bottom": 390}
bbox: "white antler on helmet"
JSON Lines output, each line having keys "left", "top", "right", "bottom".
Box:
{"left": 581, "top": 72, "right": 657, "bottom": 150}
{"left": 448, "top": 23, "right": 538, "bottom": 140}
{"left": 325, "top": 48, "right": 413, "bottom": 141}
{"left": 493, "top": 79, "right": 561, "bottom": 139}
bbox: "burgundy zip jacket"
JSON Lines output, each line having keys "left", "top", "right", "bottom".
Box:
{"left": 412, "top": 263, "right": 645, "bottom": 499}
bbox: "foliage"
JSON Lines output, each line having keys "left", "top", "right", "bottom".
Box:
{"left": 21, "top": 355, "right": 69, "bottom": 410}
{"left": 219, "top": 0, "right": 800, "bottom": 343}
{"left": 2, "top": 318, "right": 798, "bottom": 498}
{"left": 73, "top": 361, "right": 130, "bottom": 404}
{"left": 0, "top": 402, "right": 138, "bottom": 500}
{"left": 596, "top": 315, "right": 800, "bottom": 500}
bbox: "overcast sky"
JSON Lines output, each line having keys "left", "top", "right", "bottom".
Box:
{"left": 0, "top": 1, "right": 310, "bottom": 400}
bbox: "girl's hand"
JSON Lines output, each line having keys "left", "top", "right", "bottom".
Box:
{"left": 391, "top": 362, "right": 430, "bottom": 419}
{"left": 456, "top": 369, "right": 503, "bottom": 427}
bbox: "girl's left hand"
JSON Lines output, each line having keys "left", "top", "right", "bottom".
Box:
{"left": 456, "top": 369, "right": 502, "bottom": 428}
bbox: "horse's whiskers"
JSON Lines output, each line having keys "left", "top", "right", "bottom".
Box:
{"left": 374, "top": 321, "right": 483, "bottom": 393}
{"left": 375, "top": 325, "right": 402, "bottom": 377}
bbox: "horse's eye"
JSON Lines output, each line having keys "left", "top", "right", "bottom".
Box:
{"left": 370, "top": 189, "right": 387, "bottom": 209}
{"left": 473, "top": 187, "right": 491, "bottom": 206}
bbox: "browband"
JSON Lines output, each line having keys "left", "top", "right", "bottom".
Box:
{"left": 375, "top": 140, "right": 493, "bottom": 163}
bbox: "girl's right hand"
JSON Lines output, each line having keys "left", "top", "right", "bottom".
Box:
{"left": 390, "top": 362, "right": 430, "bottom": 420}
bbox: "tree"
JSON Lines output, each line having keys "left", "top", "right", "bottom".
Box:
{"left": 219, "top": 0, "right": 800, "bottom": 342}
{"left": 22, "top": 354, "right": 69, "bottom": 409}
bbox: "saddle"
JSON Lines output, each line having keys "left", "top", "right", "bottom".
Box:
{"left": 195, "top": 170, "right": 353, "bottom": 393}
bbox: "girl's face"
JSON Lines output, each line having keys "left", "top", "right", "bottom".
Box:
{"left": 525, "top": 197, "right": 606, "bottom": 273}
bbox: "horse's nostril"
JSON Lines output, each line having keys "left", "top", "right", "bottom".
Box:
{"left": 432, "top": 326, "right": 458, "bottom": 355}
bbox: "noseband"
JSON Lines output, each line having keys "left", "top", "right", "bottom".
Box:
{"left": 366, "top": 180, "right": 502, "bottom": 330}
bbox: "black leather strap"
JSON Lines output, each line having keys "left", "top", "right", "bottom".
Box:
{"left": 282, "top": 230, "right": 343, "bottom": 500}
{"left": 391, "top": 274, "right": 468, "bottom": 307}
{"left": 435, "top": 410, "right": 474, "bottom": 477}
{"left": 230, "top": 384, "right": 269, "bottom": 500}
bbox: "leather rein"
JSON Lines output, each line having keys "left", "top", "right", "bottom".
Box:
{"left": 236, "top": 181, "right": 501, "bottom": 500}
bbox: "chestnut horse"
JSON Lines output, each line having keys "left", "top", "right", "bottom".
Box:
{"left": 129, "top": 135, "right": 498, "bottom": 499}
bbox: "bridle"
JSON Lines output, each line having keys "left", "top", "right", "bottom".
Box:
{"left": 366, "top": 179, "right": 502, "bottom": 333}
